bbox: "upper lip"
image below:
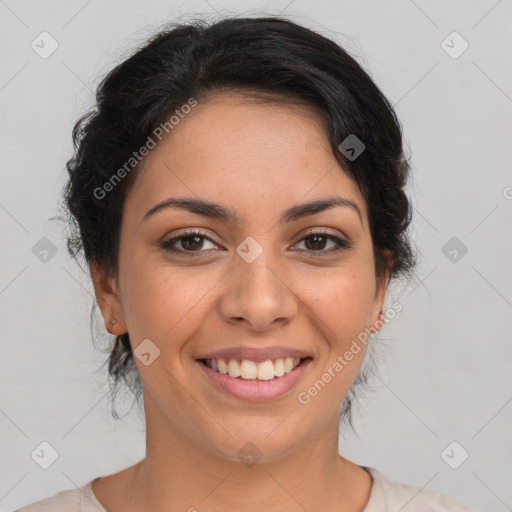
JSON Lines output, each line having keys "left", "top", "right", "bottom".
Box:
{"left": 195, "top": 346, "right": 313, "bottom": 363}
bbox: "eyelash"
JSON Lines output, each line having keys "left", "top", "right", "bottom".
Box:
{"left": 159, "top": 229, "right": 351, "bottom": 257}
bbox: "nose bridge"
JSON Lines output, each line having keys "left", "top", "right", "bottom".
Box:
{"left": 220, "top": 235, "right": 297, "bottom": 328}
{"left": 246, "top": 254, "right": 279, "bottom": 287}
{"left": 235, "top": 235, "right": 285, "bottom": 295}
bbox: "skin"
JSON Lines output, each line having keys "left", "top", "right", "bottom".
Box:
{"left": 90, "top": 91, "right": 390, "bottom": 512}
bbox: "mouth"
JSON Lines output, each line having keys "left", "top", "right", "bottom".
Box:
{"left": 196, "top": 356, "right": 314, "bottom": 401}
{"left": 197, "top": 356, "right": 313, "bottom": 380}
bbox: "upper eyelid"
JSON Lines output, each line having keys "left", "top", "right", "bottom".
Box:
{"left": 165, "top": 228, "right": 220, "bottom": 244}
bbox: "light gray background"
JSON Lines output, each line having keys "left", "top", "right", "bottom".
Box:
{"left": 1, "top": 1, "right": 511, "bottom": 510}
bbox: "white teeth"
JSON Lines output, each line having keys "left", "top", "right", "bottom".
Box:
{"left": 218, "top": 359, "right": 228, "bottom": 375}
{"left": 257, "top": 360, "right": 274, "bottom": 381}
{"left": 205, "top": 357, "right": 302, "bottom": 380}
{"left": 273, "top": 358, "right": 285, "bottom": 377}
{"left": 240, "top": 360, "right": 258, "bottom": 379}
{"left": 228, "top": 359, "right": 241, "bottom": 377}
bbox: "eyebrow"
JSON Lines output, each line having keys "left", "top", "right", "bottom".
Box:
{"left": 142, "top": 195, "right": 362, "bottom": 226}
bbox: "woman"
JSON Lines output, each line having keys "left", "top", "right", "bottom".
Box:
{"left": 17, "top": 16, "right": 472, "bottom": 512}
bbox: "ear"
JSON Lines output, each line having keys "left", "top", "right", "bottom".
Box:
{"left": 90, "top": 263, "right": 127, "bottom": 335}
{"left": 369, "top": 252, "right": 392, "bottom": 335}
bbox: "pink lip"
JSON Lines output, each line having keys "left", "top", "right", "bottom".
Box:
{"left": 195, "top": 346, "right": 313, "bottom": 363}
{"left": 197, "top": 357, "right": 313, "bottom": 401}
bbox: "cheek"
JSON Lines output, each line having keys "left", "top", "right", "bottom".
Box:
{"left": 118, "top": 265, "right": 221, "bottom": 393}
{"left": 119, "top": 253, "right": 225, "bottom": 348}
{"left": 302, "top": 264, "right": 376, "bottom": 344}
{"left": 299, "top": 270, "right": 375, "bottom": 408}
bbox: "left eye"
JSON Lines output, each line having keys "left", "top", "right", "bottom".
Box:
{"left": 293, "top": 233, "right": 349, "bottom": 254}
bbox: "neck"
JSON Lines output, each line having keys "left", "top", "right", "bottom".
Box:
{"left": 115, "top": 398, "right": 372, "bottom": 512}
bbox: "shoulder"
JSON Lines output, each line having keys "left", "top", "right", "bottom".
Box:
{"left": 363, "top": 467, "right": 474, "bottom": 512}
{"left": 13, "top": 478, "right": 106, "bottom": 512}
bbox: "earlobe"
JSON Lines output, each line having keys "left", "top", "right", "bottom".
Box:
{"left": 370, "top": 267, "right": 391, "bottom": 334}
{"left": 108, "top": 317, "right": 127, "bottom": 336}
{"left": 368, "top": 309, "right": 385, "bottom": 336}
{"left": 90, "top": 263, "right": 127, "bottom": 334}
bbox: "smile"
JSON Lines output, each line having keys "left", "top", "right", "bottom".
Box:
{"left": 196, "top": 357, "right": 313, "bottom": 401}
{"left": 202, "top": 356, "right": 304, "bottom": 380}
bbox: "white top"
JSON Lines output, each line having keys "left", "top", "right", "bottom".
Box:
{"left": 14, "top": 467, "right": 473, "bottom": 511}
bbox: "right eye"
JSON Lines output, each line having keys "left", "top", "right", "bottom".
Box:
{"left": 159, "top": 230, "right": 222, "bottom": 257}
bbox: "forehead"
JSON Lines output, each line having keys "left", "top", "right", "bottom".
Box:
{"left": 125, "top": 92, "right": 367, "bottom": 225}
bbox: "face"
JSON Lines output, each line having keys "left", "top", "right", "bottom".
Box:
{"left": 92, "top": 92, "right": 389, "bottom": 462}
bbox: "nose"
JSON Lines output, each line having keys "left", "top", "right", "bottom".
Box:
{"left": 219, "top": 246, "right": 298, "bottom": 331}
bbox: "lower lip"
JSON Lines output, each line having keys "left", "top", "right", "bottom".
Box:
{"left": 196, "top": 358, "right": 313, "bottom": 402}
